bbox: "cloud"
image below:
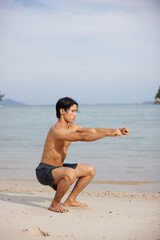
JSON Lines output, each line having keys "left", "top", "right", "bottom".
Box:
{"left": 0, "top": 0, "right": 160, "bottom": 104}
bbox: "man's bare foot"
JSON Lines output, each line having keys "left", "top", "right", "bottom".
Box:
{"left": 48, "top": 204, "right": 68, "bottom": 213}
{"left": 63, "top": 200, "right": 88, "bottom": 207}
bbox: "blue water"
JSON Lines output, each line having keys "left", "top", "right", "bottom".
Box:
{"left": 0, "top": 104, "right": 160, "bottom": 192}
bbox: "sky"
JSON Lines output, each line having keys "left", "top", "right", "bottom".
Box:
{"left": 0, "top": 0, "right": 160, "bottom": 105}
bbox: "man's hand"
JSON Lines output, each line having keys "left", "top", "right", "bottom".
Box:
{"left": 114, "top": 129, "right": 122, "bottom": 137}
{"left": 121, "top": 127, "right": 130, "bottom": 135}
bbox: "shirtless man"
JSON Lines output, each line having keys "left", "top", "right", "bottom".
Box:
{"left": 36, "top": 97, "right": 130, "bottom": 213}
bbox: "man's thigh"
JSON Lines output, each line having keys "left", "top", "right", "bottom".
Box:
{"left": 51, "top": 166, "right": 75, "bottom": 186}
{"left": 74, "top": 163, "right": 95, "bottom": 178}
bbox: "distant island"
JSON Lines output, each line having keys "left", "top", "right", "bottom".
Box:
{"left": 0, "top": 93, "right": 5, "bottom": 101}
{"left": 0, "top": 98, "right": 27, "bottom": 106}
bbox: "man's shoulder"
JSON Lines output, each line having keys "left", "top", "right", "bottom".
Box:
{"left": 48, "top": 125, "right": 64, "bottom": 140}
{"left": 71, "top": 124, "right": 83, "bottom": 132}
{"left": 49, "top": 125, "right": 56, "bottom": 132}
{"left": 49, "top": 124, "right": 83, "bottom": 134}
{"left": 48, "top": 125, "right": 59, "bottom": 136}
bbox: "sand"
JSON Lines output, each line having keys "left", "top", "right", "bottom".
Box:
{"left": 0, "top": 182, "right": 160, "bottom": 240}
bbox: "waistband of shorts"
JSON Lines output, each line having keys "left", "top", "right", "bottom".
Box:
{"left": 39, "top": 162, "right": 61, "bottom": 168}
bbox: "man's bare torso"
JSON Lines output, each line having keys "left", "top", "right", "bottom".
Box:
{"left": 41, "top": 123, "right": 76, "bottom": 166}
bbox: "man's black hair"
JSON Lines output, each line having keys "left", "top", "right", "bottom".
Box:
{"left": 56, "top": 97, "right": 78, "bottom": 119}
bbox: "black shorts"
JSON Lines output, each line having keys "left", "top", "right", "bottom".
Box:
{"left": 35, "top": 162, "right": 78, "bottom": 191}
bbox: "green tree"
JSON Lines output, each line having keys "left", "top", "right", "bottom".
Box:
{"left": 155, "top": 86, "right": 160, "bottom": 99}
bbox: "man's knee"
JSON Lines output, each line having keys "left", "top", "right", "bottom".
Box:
{"left": 88, "top": 165, "right": 96, "bottom": 178}
{"left": 64, "top": 168, "right": 76, "bottom": 184}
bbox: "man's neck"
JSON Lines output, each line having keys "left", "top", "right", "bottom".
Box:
{"left": 57, "top": 118, "right": 71, "bottom": 129}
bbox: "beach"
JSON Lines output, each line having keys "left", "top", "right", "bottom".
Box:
{"left": 0, "top": 181, "right": 160, "bottom": 240}
{"left": 0, "top": 105, "right": 160, "bottom": 239}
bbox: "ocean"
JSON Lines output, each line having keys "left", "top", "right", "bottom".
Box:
{"left": 0, "top": 104, "right": 160, "bottom": 192}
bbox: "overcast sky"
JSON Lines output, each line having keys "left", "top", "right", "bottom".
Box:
{"left": 0, "top": 0, "right": 160, "bottom": 105}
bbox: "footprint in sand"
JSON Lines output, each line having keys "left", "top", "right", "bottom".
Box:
{"left": 23, "top": 227, "right": 49, "bottom": 237}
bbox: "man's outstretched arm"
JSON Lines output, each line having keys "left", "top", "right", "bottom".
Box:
{"left": 52, "top": 126, "right": 130, "bottom": 142}
{"left": 78, "top": 126, "right": 130, "bottom": 136}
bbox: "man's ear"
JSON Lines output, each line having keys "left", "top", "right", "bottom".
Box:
{"left": 60, "top": 108, "right": 65, "bottom": 116}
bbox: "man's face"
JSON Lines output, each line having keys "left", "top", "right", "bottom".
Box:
{"left": 64, "top": 104, "right": 77, "bottom": 123}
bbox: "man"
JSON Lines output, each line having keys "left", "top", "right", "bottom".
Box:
{"left": 36, "top": 97, "right": 130, "bottom": 213}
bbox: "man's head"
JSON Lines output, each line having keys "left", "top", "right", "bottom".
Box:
{"left": 56, "top": 97, "right": 78, "bottom": 120}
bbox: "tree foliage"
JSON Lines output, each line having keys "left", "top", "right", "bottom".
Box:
{"left": 155, "top": 86, "right": 160, "bottom": 99}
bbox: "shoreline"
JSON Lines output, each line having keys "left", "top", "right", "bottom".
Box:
{"left": 0, "top": 181, "right": 160, "bottom": 199}
{"left": 0, "top": 182, "right": 160, "bottom": 200}
{"left": 0, "top": 182, "right": 160, "bottom": 240}
{"left": 0, "top": 178, "right": 159, "bottom": 193}
{"left": 0, "top": 178, "right": 155, "bottom": 184}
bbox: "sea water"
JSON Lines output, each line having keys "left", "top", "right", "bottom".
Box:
{"left": 0, "top": 104, "right": 160, "bottom": 192}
